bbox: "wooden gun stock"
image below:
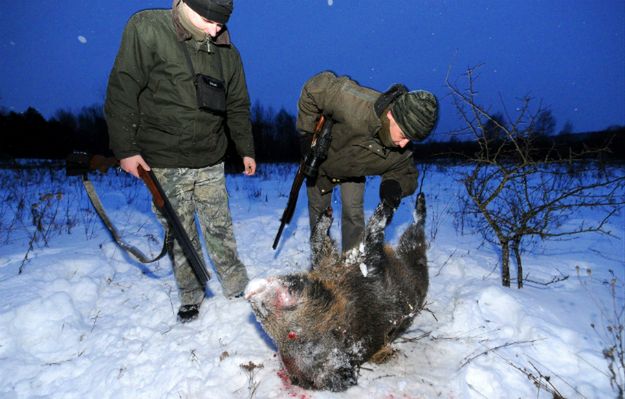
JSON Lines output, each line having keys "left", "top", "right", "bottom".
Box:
{"left": 138, "top": 166, "right": 165, "bottom": 209}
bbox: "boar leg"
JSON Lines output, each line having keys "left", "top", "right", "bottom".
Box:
{"left": 361, "top": 202, "right": 395, "bottom": 275}
{"left": 310, "top": 207, "right": 339, "bottom": 266}
{"left": 397, "top": 193, "right": 429, "bottom": 300}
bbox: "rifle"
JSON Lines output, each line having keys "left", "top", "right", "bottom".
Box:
{"left": 66, "top": 152, "right": 211, "bottom": 286}
{"left": 272, "top": 115, "right": 334, "bottom": 250}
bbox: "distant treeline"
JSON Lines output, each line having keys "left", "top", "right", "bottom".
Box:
{"left": 1, "top": 104, "right": 624, "bottom": 167}
{"left": 0, "top": 103, "right": 302, "bottom": 169}
{"left": 410, "top": 128, "right": 625, "bottom": 164}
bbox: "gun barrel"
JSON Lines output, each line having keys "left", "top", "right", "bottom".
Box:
{"left": 272, "top": 223, "right": 286, "bottom": 250}
{"left": 272, "top": 115, "right": 333, "bottom": 250}
{"left": 272, "top": 168, "right": 305, "bottom": 250}
{"left": 138, "top": 166, "right": 211, "bottom": 285}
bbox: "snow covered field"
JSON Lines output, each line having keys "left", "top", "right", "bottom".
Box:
{"left": 0, "top": 162, "right": 623, "bottom": 398}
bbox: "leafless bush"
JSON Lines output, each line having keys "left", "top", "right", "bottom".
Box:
{"left": 447, "top": 66, "right": 625, "bottom": 288}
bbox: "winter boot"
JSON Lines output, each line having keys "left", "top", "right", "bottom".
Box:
{"left": 177, "top": 303, "right": 200, "bottom": 323}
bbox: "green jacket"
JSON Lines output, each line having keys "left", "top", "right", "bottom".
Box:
{"left": 297, "top": 71, "right": 418, "bottom": 196}
{"left": 104, "top": 9, "right": 254, "bottom": 168}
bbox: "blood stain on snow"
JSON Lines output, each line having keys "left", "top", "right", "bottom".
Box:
{"left": 277, "top": 369, "right": 311, "bottom": 399}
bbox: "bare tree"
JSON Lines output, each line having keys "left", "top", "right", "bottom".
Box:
{"left": 448, "top": 66, "right": 625, "bottom": 288}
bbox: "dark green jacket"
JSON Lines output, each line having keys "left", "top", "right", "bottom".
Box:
{"left": 105, "top": 9, "right": 254, "bottom": 168}
{"left": 297, "top": 71, "right": 418, "bottom": 196}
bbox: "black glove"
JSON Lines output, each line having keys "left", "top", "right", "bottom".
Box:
{"left": 379, "top": 179, "right": 402, "bottom": 209}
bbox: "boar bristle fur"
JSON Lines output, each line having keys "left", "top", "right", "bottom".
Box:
{"left": 247, "top": 194, "right": 429, "bottom": 391}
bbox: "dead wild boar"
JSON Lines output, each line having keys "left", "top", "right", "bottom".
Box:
{"left": 245, "top": 193, "right": 429, "bottom": 391}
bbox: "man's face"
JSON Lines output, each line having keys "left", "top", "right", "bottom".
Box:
{"left": 183, "top": 4, "right": 224, "bottom": 38}
{"left": 386, "top": 110, "right": 410, "bottom": 148}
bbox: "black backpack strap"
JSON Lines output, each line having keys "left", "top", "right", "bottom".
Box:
{"left": 180, "top": 40, "right": 197, "bottom": 76}
{"left": 179, "top": 40, "right": 225, "bottom": 82}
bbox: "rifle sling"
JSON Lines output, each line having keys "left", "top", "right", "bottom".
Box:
{"left": 82, "top": 174, "right": 170, "bottom": 264}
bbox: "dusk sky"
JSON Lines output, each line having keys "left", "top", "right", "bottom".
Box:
{"left": 1, "top": 1, "right": 623, "bottom": 136}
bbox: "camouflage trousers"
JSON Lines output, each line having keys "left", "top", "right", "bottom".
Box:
{"left": 151, "top": 163, "right": 249, "bottom": 305}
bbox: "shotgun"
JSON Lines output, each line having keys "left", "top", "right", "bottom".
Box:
{"left": 272, "top": 115, "right": 333, "bottom": 249}
{"left": 137, "top": 165, "right": 211, "bottom": 286}
{"left": 66, "top": 151, "right": 211, "bottom": 286}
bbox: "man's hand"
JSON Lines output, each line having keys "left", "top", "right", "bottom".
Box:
{"left": 119, "top": 155, "right": 150, "bottom": 178}
{"left": 243, "top": 156, "right": 256, "bottom": 176}
{"left": 379, "top": 179, "right": 402, "bottom": 209}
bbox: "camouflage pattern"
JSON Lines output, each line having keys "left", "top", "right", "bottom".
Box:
{"left": 296, "top": 71, "right": 419, "bottom": 197}
{"left": 151, "top": 163, "right": 249, "bottom": 305}
{"left": 390, "top": 90, "right": 439, "bottom": 141}
{"left": 297, "top": 71, "right": 420, "bottom": 252}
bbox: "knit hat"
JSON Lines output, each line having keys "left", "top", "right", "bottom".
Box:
{"left": 184, "top": 0, "right": 233, "bottom": 24}
{"left": 390, "top": 90, "right": 438, "bottom": 141}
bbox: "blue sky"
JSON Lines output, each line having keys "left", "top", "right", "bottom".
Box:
{"left": 0, "top": 0, "right": 623, "bottom": 135}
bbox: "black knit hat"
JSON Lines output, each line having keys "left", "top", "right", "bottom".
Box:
{"left": 390, "top": 90, "right": 438, "bottom": 141}
{"left": 184, "top": 0, "right": 233, "bottom": 24}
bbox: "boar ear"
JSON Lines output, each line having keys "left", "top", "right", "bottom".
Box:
{"left": 310, "top": 207, "right": 339, "bottom": 266}
{"left": 276, "top": 276, "right": 306, "bottom": 309}
{"left": 275, "top": 284, "right": 300, "bottom": 309}
{"left": 362, "top": 202, "right": 395, "bottom": 274}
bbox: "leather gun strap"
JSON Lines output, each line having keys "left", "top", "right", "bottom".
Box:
{"left": 82, "top": 174, "right": 170, "bottom": 264}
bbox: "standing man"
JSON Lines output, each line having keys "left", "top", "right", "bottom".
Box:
{"left": 297, "top": 71, "right": 438, "bottom": 253}
{"left": 105, "top": 0, "right": 255, "bottom": 323}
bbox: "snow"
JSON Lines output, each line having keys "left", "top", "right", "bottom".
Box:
{"left": 359, "top": 263, "right": 368, "bottom": 277}
{"left": 0, "top": 163, "right": 623, "bottom": 398}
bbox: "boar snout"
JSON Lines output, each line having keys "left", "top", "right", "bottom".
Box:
{"left": 245, "top": 277, "right": 300, "bottom": 318}
{"left": 245, "top": 278, "right": 269, "bottom": 300}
